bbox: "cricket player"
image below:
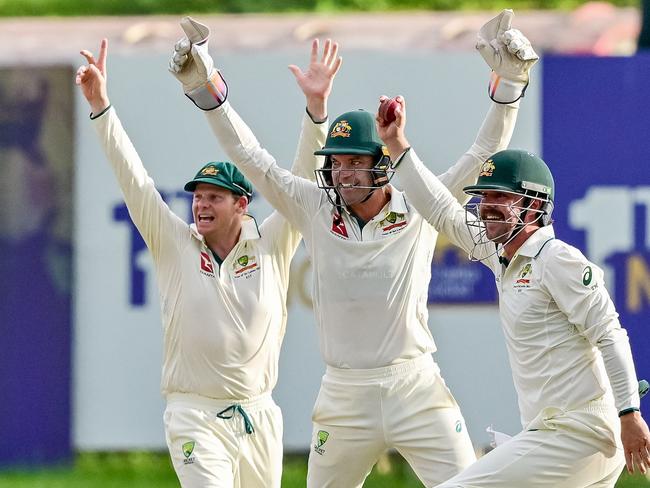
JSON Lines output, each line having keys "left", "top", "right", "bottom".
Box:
{"left": 169, "top": 11, "right": 536, "bottom": 487}
{"left": 75, "top": 34, "right": 341, "bottom": 487}
{"left": 378, "top": 96, "right": 650, "bottom": 486}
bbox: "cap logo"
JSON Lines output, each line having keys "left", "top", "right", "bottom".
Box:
{"left": 330, "top": 120, "right": 352, "bottom": 138}
{"left": 381, "top": 145, "right": 389, "bottom": 157}
{"left": 480, "top": 160, "right": 495, "bottom": 177}
{"left": 201, "top": 166, "right": 219, "bottom": 176}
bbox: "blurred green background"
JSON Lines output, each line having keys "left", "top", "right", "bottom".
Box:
{"left": 0, "top": 0, "right": 641, "bottom": 16}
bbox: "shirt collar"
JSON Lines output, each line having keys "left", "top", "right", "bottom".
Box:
{"left": 514, "top": 225, "right": 556, "bottom": 258}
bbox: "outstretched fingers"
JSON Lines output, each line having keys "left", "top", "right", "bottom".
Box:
{"left": 310, "top": 38, "right": 319, "bottom": 66}
{"left": 97, "top": 38, "right": 108, "bottom": 74}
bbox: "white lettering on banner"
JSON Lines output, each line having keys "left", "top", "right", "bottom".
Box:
{"left": 569, "top": 186, "right": 650, "bottom": 312}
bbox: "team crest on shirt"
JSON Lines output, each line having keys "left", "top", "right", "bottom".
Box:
{"left": 232, "top": 253, "right": 259, "bottom": 278}
{"left": 200, "top": 251, "right": 215, "bottom": 277}
{"left": 182, "top": 441, "right": 196, "bottom": 465}
{"left": 480, "top": 159, "right": 496, "bottom": 177}
{"left": 330, "top": 212, "right": 349, "bottom": 239}
{"left": 330, "top": 120, "right": 352, "bottom": 138}
{"left": 380, "top": 211, "right": 407, "bottom": 235}
{"left": 313, "top": 430, "right": 329, "bottom": 455}
{"left": 514, "top": 263, "right": 532, "bottom": 289}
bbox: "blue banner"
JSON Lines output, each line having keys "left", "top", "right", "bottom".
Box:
{"left": 0, "top": 67, "right": 74, "bottom": 466}
{"left": 543, "top": 54, "right": 650, "bottom": 397}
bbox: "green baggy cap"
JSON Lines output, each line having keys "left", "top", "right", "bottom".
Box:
{"left": 184, "top": 161, "right": 253, "bottom": 197}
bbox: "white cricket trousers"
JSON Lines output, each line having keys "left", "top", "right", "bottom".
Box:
{"left": 164, "top": 392, "right": 283, "bottom": 488}
{"left": 436, "top": 396, "right": 625, "bottom": 488}
{"left": 307, "top": 353, "right": 476, "bottom": 488}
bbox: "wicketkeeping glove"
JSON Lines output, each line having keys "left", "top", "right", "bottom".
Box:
{"left": 476, "top": 9, "right": 539, "bottom": 104}
{"left": 168, "top": 17, "right": 228, "bottom": 111}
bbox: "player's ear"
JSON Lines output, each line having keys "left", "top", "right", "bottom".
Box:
{"left": 235, "top": 194, "right": 248, "bottom": 214}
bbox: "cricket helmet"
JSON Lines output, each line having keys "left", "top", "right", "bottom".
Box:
{"left": 464, "top": 149, "right": 554, "bottom": 226}
{"left": 314, "top": 110, "right": 392, "bottom": 205}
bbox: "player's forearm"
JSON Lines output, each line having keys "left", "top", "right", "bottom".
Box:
{"left": 91, "top": 107, "right": 170, "bottom": 249}
{"left": 436, "top": 102, "right": 518, "bottom": 205}
{"left": 306, "top": 97, "right": 327, "bottom": 123}
{"left": 289, "top": 110, "right": 328, "bottom": 181}
{"left": 598, "top": 328, "right": 641, "bottom": 414}
{"left": 469, "top": 101, "right": 519, "bottom": 161}
{"left": 395, "top": 148, "right": 474, "bottom": 255}
{"left": 205, "top": 101, "right": 313, "bottom": 226}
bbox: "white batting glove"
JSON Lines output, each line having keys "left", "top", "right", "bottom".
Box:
{"left": 476, "top": 9, "right": 539, "bottom": 104}
{"left": 168, "top": 17, "right": 228, "bottom": 111}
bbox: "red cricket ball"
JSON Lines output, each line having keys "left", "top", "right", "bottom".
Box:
{"left": 380, "top": 97, "right": 400, "bottom": 123}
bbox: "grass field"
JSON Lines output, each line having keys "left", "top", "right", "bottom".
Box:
{"left": 1, "top": 452, "right": 649, "bottom": 487}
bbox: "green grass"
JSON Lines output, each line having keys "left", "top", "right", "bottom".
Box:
{"left": 0, "top": 452, "right": 649, "bottom": 487}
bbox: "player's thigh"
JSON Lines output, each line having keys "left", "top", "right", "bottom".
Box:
{"left": 388, "top": 368, "right": 476, "bottom": 486}
{"left": 236, "top": 403, "right": 284, "bottom": 488}
{"left": 164, "top": 406, "right": 236, "bottom": 488}
{"left": 306, "top": 422, "right": 385, "bottom": 488}
{"left": 437, "top": 428, "right": 621, "bottom": 488}
{"left": 584, "top": 460, "right": 624, "bottom": 488}
{"left": 306, "top": 379, "right": 385, "bottom": 488}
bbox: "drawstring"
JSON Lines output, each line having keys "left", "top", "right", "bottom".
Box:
{"left": 216, "top": 404, "right": 255, "bottom": 435}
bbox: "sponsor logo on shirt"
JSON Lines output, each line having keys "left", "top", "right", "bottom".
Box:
{"left": 330, "top": 120, "right": 351, "bottom": 138}
{"left": 514, "top": 263, "right": 532, "bottom": 289}
{"left": 182, "top": 440, "right": 196, "bottom": 465}
{"left": 314, "top": 430, "right": 329, "bottom": 455}
{"left": 380, "top": 211, "right": 407, "bottom": 235}
{"left": 331, "top": 212, "right": 349, "bottom": 239}
{"left": 233, "top": 254, "right": 259, "bottom": 278}
{"left": 200, "top": 251, "right": 215, "bottom": 277}
{"left": 455, "top": 420, "right": 463, "bottom": 433}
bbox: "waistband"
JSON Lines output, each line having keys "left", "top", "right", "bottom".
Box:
{"left": 325, "top": 354, "right": 437, "bottom": 383}
{"left": 166, "top": 391, "right": 274, "bottom": 413}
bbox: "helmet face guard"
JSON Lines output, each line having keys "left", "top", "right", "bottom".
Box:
{"left": 314, "top": 109, "right": 393, "bottom": 208}
{"left": 463, "top": 192, "right": 552, "bottom": 261}
{"left": 462, "top": 149, "right": 555, "bottom": 262}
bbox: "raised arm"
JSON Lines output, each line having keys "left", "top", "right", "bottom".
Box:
{"left": 76, "top": 39, "right": 185, "bottom": 256}
{"left": 377, "top": 97, "right": 478, "bottom": 260}
{"left": 168, "top": 17, "right": 322, "bottom": 232}
{"left": 287, "top": 37, "right": 341, "bottom": 179}
{"left": 432, "top": 10, "right": 538, "bottom": 204}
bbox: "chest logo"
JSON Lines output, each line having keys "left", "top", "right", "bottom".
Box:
{"left": 514, "top": 263, "right": 532, "bottom": 289}
{"left": 380, "top": 211, "right": 407, "bottom": 234}
{"left": 331, "top": 212, "right": 349, "bottom": 239}
{"left": 200, "top": 252, "right": 215, "bottom": 276}
{"left": 233, "top": 254, "right": 259, "bottom": 277}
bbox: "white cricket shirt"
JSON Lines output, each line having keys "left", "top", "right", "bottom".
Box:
{"left": 205, "top": 100, "right": 517, "bottom": 369}
{"left": 396, "top": 148, "right": 641, "bottom": 427}
{"left": 92, "top": 107, "right": 325, "bottom": 400}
